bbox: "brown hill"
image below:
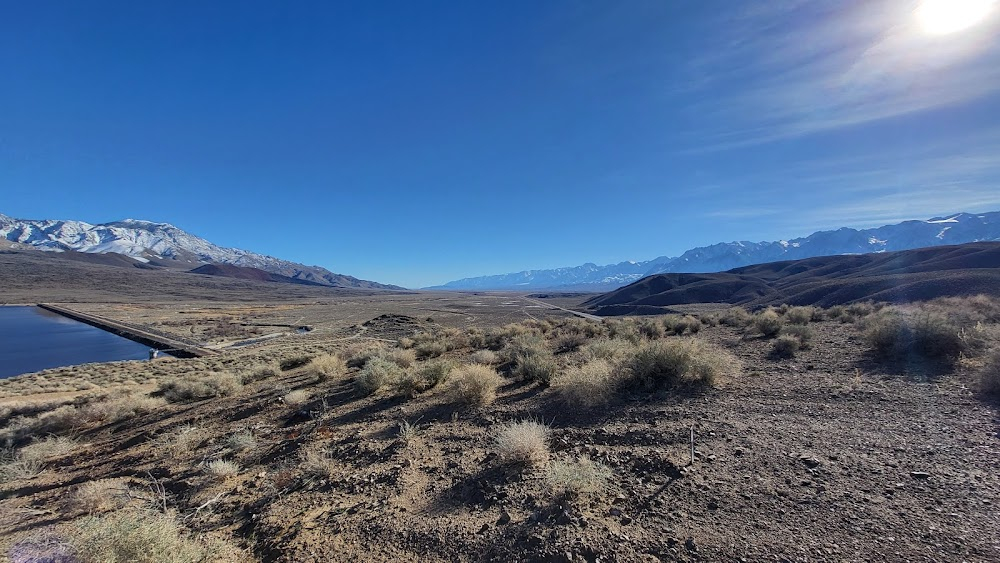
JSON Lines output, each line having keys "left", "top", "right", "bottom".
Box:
{"left": 585, "top": 242, "right": 1000, "bottom": 315}
{"left": 189, "top": 264, "right": 328, "bottom": 287}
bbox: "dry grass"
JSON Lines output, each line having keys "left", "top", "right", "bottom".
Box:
{"left": 159, "top": 372, "right": 242, "bottom": 403}
{"left": 205, "top": 459, "right": 240, "bottom": 479}
{"left": 391, "top": 360, "right": 453, "bottom": 398}
{"left": 496, "top": 419, "right": 551, "bottom": 467}
{"left": 71, "top": 509, "right": 237, "bottom": 562}
{"left": 554, "top": 359, "right": 618, "bottom": 407}
{"left": 446, "top": 364, "right": 503, "bottom": 406}
{"left": 546, "top": 456, "right": 612, "bottom": 498}
{"left": 73, "top": 478, "right": 133, "bottom": 514}
{"left": 863, "top": 309, "right": 966, "bottom": 361}
{"left": 582, "top": 338, "right": 635, "bottom": 362}
{"left": 752, "top": 309, "right": 784, "bottom": 337}
{"left": 0, "top": 450, "right": 43, "bottom": 483}
{"left": 18, "top": 435, "right": 81, "bottom": 463}
{"left": 622, "top": 338, "right": 740, "bottom": 390}
{"left": 240, "top": 361, "right": 281, "bottom": 383}
{"left": 226, "top": 431, "right": 258, "bottom": 452}
{"left": 468, "top": 349, "right": 499, "bottom": 365}
{"left": 979, "top": 349, "right": 1000, "bottom": 397}
{"left": 785, "top": 306, "right": 815, "bottom": 325}
{"left": 309, "top": 353, "right": 345, "bottom": 382}
{"left": 165, "top": 424, "right": 208, "bottom": 455}
{"left": 283, "top": 389, "right": 311, "bottom": 407}
{"left": 301, "top": 447, "right": 337, "bottom": 480}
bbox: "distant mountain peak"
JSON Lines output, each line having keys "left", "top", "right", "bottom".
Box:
{"left": 0, "top": 213, "right": 403, "bottom": 290}
{"left": 430, "top": 211, "right": 1000, "bottom": 291}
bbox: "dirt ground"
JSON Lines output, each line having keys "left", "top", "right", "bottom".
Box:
{"left": 1, "top": 309, "right": 997, "bottom": 562}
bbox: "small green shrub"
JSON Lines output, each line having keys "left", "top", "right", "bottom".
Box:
{"left": 770, "top": 335, "right": 800, "bottom": 359}
{"left": 779, "top": 324, "right": 813, "bottom": 347}
{"left": 785, "top": 306, "right": 814, "bottom": 325}
{"left": 355, "top": 357, "right": 403, "bottom": 395}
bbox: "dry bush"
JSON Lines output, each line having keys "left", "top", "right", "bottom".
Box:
{"left": 977, "top": 349, "right": 1000, "bottom": 397}
{"left": 283, "top": 390, "right": 311, "bottom": 407}
{"left": 720, "top": 307, "right": 752, "bottom": 327}
{"left": 752, "top": 309, "right": 784, "bottom": 337}
{"left": 82, "top": 394, "right": 166, "bottom": 423}
{"left": 240, "top": 361, "right": 281, "bottom": 383}
{"left": 343, "top": 342, "right": 386, "bottom": 368}
{"left": 468, "top": 349, "right": 499, "bottom": 365}
{"left": 73, "top": 478, "right": 133, "bottom": 514}
{"left": 496, "top": 419, "right": 551, "bottom": 467}
{"left": 398, "top": 337, "right": 415, "bottom": 349}
{"left": 392, "top": 360, "right": 453, "bottom": 398}
{"left": 606, "top": 319, "right": 642, "bottom": 344}
{"left": 504, "top": 334, "right": 557, "bottom": 384}
{"left": 785, "top": 306, "right": 814, "bottom": 325}
{"left": 279, "top": 355, "right": 313, "bottom": 371}
{"left": 779, "top": 324, "right": 814, "bottom": 347}
{"left": 386, "top": 348, "right": 417, "bottom": 368}
{"left": 226, "top": 431, "right": 257, "bottom": 452}
{"left": 553, "top": 333, "right": 588, "bottom": 354}
{"left": 301, "top": 448, "right": 337, "bottom": 480}
{"left": 639, "top": 319, "right": 665, "bottom": 339}
{"left": 415, "top": 340, "right": 448, "bottom": 359}
{"left": 205, "top": 459, "right": 240, "bottom": 479}
{"left": 770, "top": 335, "right": 800, "bottom": 359}
{"left": 547, "top": 456, "right": 612, "bottom": 498}
{"left": 165, "top": 424, "right": 208, "bottom": 455}
{"left": 622, "top": 338, "right": 740, "bottom": 390}
{"left": 19, "top": 435, "right": 80, "bottom": 463}
{"left": 863, "top": 309, "right": 965, "bottom": 361}
{"left": 159, "top": 373, "right": 242, "bottom": 403}
{"left": 846, "top": 301, "right": 878, "bottom": 318}
{"left": 554, "top": 359, "right": 617, "bottom": 407}
{"left": 355, "top": 357, "right": 403, "bottom": 395}
{"left": 583, "top": 338, "right": 635, "bottom": 362}
{"left": 677, "top": 315, "right": 703, "bottom": 335}
{"left": 446, "top": 364, "right": 503, "bottom": 406}
{"left": 71, "top": 509, "right": 234, "bottom": 562}
{"left": 309, "top": 353, "right": 346, "bottom": 382}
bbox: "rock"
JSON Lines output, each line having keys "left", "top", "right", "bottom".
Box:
{"left": 609, "top": 507, "right": 623, "bottom": 517}
{"left": 799, "top": 455, "right": 821, "bottom": 468}
{"left": 685, "top": 537, "right": 698, "bottom": 552}
{"left": 621, "top": 515, "right": 633, "bottom": 525}
{"left": 910, "top": 471, "right": 931, "bottom": 479}
{"left": 707, "top": 501, "right": 719, "bottom": 511}
{"left": 477, "top": 524, "right": 490, "bottom": 534}
{"left": 497, "top": 511, "right": 512, "bottom": 526}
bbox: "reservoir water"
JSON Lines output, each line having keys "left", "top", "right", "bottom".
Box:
{"left": 0, "top": 306, "right": 155, "bottom": 379}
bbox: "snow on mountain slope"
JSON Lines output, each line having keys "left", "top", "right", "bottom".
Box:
{"left": 0, "top": 214, "right": 403, "bottom": 290}
{"left": 431, "top": 211, "right": 1000, "bottom": 290}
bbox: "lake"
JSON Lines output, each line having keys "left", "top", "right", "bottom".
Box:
{"left": 0, "top": 306, "right": 156, "bottom": 379}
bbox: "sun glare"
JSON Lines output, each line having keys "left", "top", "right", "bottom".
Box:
{"left": 916, "top": 0, "right": 994, "bottom": 35}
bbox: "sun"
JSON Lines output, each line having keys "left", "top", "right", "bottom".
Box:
{"left": 916, "top": 0, "right": 995, "bottom": 35}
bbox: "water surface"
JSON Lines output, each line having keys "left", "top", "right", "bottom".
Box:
{"left": 0, "top": 306, "right": 154, "bottom": 379}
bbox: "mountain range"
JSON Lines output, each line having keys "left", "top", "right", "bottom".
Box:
{"left": 431, "top": 212, "right": 1000, "bottom": 291}
{"left": 0, "top": 213, "right": 401, "bottom": 290}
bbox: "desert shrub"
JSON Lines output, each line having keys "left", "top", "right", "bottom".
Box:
{"left": 310, "top": 354, "right": 346, "bottom": 382}
{"left": 386, "top": 348, "right": 417, "bottom": 368}
{"left": 226, "top": 432, "right": 257, "bottom": 452}
{"left": 446, "top": 364, "right": 503, "bottom": 406}
{"left": 73, "top": 478, "right": 132, "bottom": 514}
{"left": 82, "top": 394, "right": 166, "bottom": 423}
{"left": 71, "top": 509, "right": 228, "bottom": 562}
{"left": 502, "top": 333, "right": 547, "bottom": 364}
{"left": 205, "top": 459, "right": 239, "bottom": 479}
{"left": 398, "top": 337, "right": 415, "bottom": 349}
{"left": 825, "top": 305, "right": 846, "bottom": 320}
{"left": 283, "top": 390, "right": 310, "bottom": 406}
{"left": 241, "top": 361, "right": 281, "bottom": 383}
{"left": 785, "top": 306, "right": 814, "bottom": 325}
{"left": 554, "top": 359, "right": 617, "bottom": 407}
{"left": 512, "top": 352, "right": 558, "bottom": 385}
{"left": 720, "top": 307, "right": 752, "bottom": 327}
{"left": 496, "top": 420, "right": 551, "bottom": 467}
{"left": 979, "top": 349, "right": 1000, "bottom": 396}
{"left": 752, "top": 310, "right": 784, "bottom": 337}
{"left": 639, "top": 319, "right": 665, "bottom": 339}
{"left": 863, "top": 310, "right": 965, "bottom": 361}
{"left": 553, "top": 333, "right": 588, "bottom": 354}
{"left": 415, "top": 340, "right": 447, "bottom": 359}
{"left": 468, "top": 349, "right": 499, "bottom": 365}
{"left": 391, "top": 360, "right": 453, "bottom": 398}
{"left": 19, "top": 435, "right": 80, "bottom": 463}
{"left": 159, "top": 373, "right": 242, "bottom": 403}
{"left": 606, "top": 319, "right": 642, "bottom": 344}
{"left": 547, "top": 456, "right": 612, "bottom": 498}
{"left": 343, "top": 343, "right": 386, "bottom": 368}
{"left": 846, "top": 301, "right": 877, "bottom": 318}
{"left": 770, "top": 335, "right": 800, "bottom": 359}
{"left": 165, "top": 425, "right": 207, "bottom": 454}
{"left": 675, "top": 315, "right": 702, "bottom": 335}
{"left": 582, "top": 338, "right": 635, "bottom": 361}
{"left": 279, "top": 355, "right": 313, "bottom": 371}
{"left": 301, "top": 447, "right": 337, "bottom": 480}
{"left": 467, "top": 328, "right": 489, "bottom": 350}
{"left": 779, "top": 324, "right": 814, "bottom": 347}
{"left": 621, "top": 338, "right": 739, "bottom": 390}
{"left": 355, "top": 357, "right": 403, "bottom": 395}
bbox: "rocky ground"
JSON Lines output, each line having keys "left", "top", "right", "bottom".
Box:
{"left": 1, "top": 311, "right": 998, "bottom": 562}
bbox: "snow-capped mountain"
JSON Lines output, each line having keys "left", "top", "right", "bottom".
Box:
{"left": 430, "top": 212, "right": 1000, "bottom": 290}
{"left": 0, "top": 213, "right": 402, "bottom": 290}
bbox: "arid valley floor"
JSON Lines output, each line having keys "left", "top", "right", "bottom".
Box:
{"left": 1, "top": 263, "right": 999, "bottom": 562}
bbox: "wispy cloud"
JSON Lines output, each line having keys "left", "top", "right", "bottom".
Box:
{"left": 678, "top": 0, "right": 1000, "bottom": 148}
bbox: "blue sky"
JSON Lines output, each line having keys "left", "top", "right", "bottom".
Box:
{"left": 2, "top": 1, "right": 999, "bottom": 288}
